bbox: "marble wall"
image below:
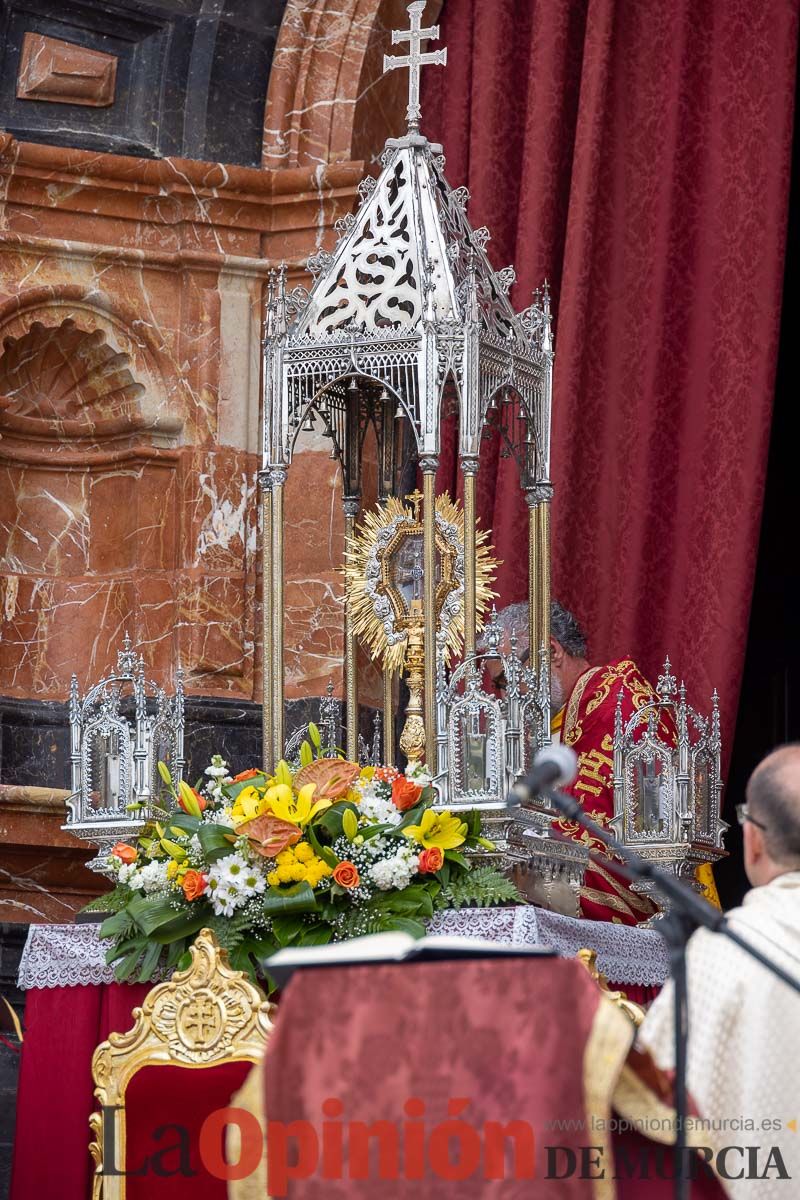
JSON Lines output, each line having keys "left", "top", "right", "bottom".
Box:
{"left": 0, "top": 0, "right": 442, "bottom": 923}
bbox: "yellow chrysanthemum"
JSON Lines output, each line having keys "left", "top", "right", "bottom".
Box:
{"left": 403, "top": 809, "right": 468, "bottom": 850}
{"left": 267, "top": 870, "right": 281, "bottom": 887}
{"left": 294, "top": 842, "right": 314, "bottom": 863}
{"left": 275, "top": 864, "right": 295, "bottom": 883}
{"left": 275, "top": 848, "right": 296, "bottom": 866}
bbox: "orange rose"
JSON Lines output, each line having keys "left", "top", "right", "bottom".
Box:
{"left": 178, "top": 786, "right": 207, "bottom": 814}
{"left": 111, "top": 842, "right": 137, "bottom": 864}
{"left": 418, "top": 846, "right": 444, "bottom": 873}
{"left": 391, "top": 777, "right": 423, "bottom": 812}
{"left": 332, "top": 861, "right": 360, "bottom": 889}
{"left": 181, "top": 870, "right": 208, "bottom": 901}
{"left": 232, "top": 768, "right": 261, "bottom": 783}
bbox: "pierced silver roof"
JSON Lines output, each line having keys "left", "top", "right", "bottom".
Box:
{"left": 262, "top": 4, "right": 553, "bottom": 474}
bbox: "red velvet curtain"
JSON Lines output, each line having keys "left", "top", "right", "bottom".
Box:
{"left": 424, "top": 0, "right": 798, "bottom": 749}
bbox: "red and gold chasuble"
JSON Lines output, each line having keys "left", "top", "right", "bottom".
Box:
{"left": 557, "top": 659, "right": 663, "bottom": 926}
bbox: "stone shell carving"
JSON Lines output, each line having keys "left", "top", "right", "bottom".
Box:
{"left": 0, "top": 318, "right": 145, "bottom": 426}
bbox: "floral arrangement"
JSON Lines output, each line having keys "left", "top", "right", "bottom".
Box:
{"left": 88, "top": 726, "right": 522, "bottom": 983}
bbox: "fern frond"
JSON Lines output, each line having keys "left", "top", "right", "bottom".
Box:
{"left": 81, "top": 884, "right": 134, "bottom": 914}
{"left": 437, "top": 866, "right": 524, "bottom": 910}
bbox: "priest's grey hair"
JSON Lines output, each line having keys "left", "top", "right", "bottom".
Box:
{"left": 747, "top": 745, "right": 800, "bottom": 866}
{"left": 477, "top": 600, "right": 587, "bottom": 659}
{"left": 551, "top": 600, "right": 588, "bottom": 659}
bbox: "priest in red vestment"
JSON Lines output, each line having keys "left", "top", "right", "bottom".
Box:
{"left": 547, "top": 601, "right": 660, "bottom": 924}
{"left": 488, "top": 601, "right": 718, "bottom": 925}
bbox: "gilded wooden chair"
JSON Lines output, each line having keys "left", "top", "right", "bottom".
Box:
{"left": 576, "top": 947, "right": 646, "bottom": 1025}
{"left": 90, "top": 928, "right": 274, "bottom": 1200}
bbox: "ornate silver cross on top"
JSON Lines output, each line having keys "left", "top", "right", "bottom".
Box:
{"left": 383, "top": 1, "right": 448, "bottom": 133}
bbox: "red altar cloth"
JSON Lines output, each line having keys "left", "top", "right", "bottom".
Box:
{"left": 10, "top": 981, "right": 251, "bottom": 1200}
{"left": 263, "top": 956, "right": 724, "bottom": 1199}
{"left": 10, "top": 981, "right": 149, "bottom": 1200}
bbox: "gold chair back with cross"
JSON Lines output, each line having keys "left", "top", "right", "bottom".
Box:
{"left": 89, "top": 928, "right": 274, "bottom": 1200}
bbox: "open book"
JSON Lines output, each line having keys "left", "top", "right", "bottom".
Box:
{"left": 264, "top": 930, "right": 555, "bottom": 984}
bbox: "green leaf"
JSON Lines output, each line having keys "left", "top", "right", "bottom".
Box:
{"left": 137, "top": 940, "right": 163, "bottom": 983}
{"left": 197, "top": 822, "right": 237, "bottom": 862}
{"left": 386, "top": 801, "right": 428, "bottom": 835}
{"left": 262, "top": 882, "right": 318, "bottom": 916}
{"left": 271, "top": 914, "right": 309, "bottom": 946}
{"left": 168, "top": 813, "right": 201, "bottom": 836}
{"left": 99, "top": 910, "right": 136, "bottom": 940}
{"left": 306, "top": 825, "right": 338, "bottom": 867}
{"left": 115, "top": 949, "right": 147, "bottom": 983}
{"left": 125, "top": 894, "right": 210, "bottom": 944}
{"left": 165, "top": 939, "right": 189, "bottom": 972}
{"left": 228, "top": 938, "right": 278, "bottom": 981}
{"left": 388, "top": 917, "right": 426, "bottom": 939}
{"left": 359, "top": 822, "right": 395, "bottom": 841}
{"left": 315, "top": 800, "right": 359, "bottom": 841}
{"left": 297, "top": 924, "right": 333, "bottom": 947}
{"left": 444, "top": 849, "right": 470, "bottom": 870}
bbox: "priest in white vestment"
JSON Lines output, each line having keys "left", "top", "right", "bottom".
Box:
{"left": 638, "top": 744, "right": 800, "bottom": 1198}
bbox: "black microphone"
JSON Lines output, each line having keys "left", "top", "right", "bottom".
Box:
{"left": 507, "top": 744, "right": 579, "bottom": 806}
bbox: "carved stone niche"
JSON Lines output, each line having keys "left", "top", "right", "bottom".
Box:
{"left": 0, "top": 317, "right": 181, "bottom": 448}
{"left": 16, "top": 32, "right": 117, "bottom": 108}
{"left": 0, "top": 310, "right": 183, "bottom": 699}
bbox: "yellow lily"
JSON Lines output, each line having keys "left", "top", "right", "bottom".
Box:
{"left": 403, "top": 809, "right": 468, "bottom": 850}
{"left": 265, "top": 782, "right": 332, "bottom": 828}
{"left": 231, "top": 784, "right": 268, "bottom": 826}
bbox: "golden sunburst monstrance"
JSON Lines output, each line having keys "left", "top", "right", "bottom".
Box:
{"left": 344, "top": 492, "right": 499, "bottom": 673}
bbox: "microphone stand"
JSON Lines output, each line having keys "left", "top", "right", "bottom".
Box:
{"left": 524, "top": 783, "right": 800, "bottom": 1200}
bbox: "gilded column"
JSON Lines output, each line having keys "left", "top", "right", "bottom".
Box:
{"left": 383, "top": 664, "right": 394, "bottom": 765}
{"left": 258, "top": 474, "right": 273, "bottom": 775}
{"left": 420, "top": 458, "right": 438, "bottom": 769}
{"left": 537, "top": 483, "right": 553, "bottom": 659}
{"left": 343, "top": 498, "right": 359, "bottom": 762}
{"left": 526, "top": 489, "right": 540, "bottom": 664}
{"left": 270, "top": 467, "right": 287, "bottom": 767}
{"left": 461, "top": 455, "right": 479, "bottom": 657}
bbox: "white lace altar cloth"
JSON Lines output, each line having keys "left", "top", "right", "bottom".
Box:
{"left": 18, "top": 909, "right": 669, "bottom": 990}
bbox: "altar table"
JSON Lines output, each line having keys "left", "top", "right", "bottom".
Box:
{"left": 10, "top": 911, "right": 670, "bottom": 1200}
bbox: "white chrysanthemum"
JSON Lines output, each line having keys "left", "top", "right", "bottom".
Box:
{"left": 130, "top": 860, "right": 171, "bottom": 894}
{"left": 356, "top": 787, "right": 402, "bottom": 826}
{"left": 368, "top": 843, "right": 420, "bottom": 891}
{"left": 214, "top": 852, "right": 250, "bottom": 884}
{"left": 240, "top": 866, "right": 267, "bottom": 896}
{"left": 208, "top": 884, "right": 238, "bottom": 917}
